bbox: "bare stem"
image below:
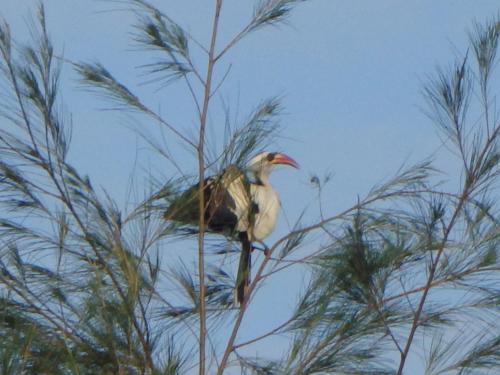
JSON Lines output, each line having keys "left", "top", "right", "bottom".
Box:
{"left": 197, "top": 1, "right": 223, "bottom": 374}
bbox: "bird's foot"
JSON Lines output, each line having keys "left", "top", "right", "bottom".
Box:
{"left": 261, "top": 242, "right": 271, "bottom": 257}
{"left": 251, "top": 244, "right": 270, "bottom": 256}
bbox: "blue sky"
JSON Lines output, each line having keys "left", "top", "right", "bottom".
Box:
{"left": 2, "top": 0, "right": 500, "bottom": 373}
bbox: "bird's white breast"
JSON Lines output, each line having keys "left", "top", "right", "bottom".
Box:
{"left": 249, "top": 184, "right": 280, "bottom": 241}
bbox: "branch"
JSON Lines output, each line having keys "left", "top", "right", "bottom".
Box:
{"left": 396, "top": 175, "right": 471, "bottom": 374}
{"left": 197, "top": 1, "right": 223, "bottom": 374}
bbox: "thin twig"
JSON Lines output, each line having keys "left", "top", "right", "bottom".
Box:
{"left": 233, "top": 316, "right": 294, "bottom": 349}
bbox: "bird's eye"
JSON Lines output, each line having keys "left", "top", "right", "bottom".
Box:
{"left": 266, "top": 153, "right": 275, "bottom": 161}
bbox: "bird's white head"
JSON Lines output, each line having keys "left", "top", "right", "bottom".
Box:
{"left": 247, "top": 152, "right": 299, "bottom": 184}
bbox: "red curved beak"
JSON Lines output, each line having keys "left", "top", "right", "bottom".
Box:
{"left": 272, "top": 153, "right": 299, "bottom": 169}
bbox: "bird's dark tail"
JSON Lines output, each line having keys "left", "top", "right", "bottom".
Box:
{"left": 236, "top": 232, "right": 251, "bottom": 305}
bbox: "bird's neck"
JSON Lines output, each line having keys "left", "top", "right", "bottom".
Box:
{"left": 253, "top": 169, "right": 271, "bottom": 186}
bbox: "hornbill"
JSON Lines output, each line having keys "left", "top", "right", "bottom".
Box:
{"left": 164, "top": 152, "right": 299, "bottom": 304}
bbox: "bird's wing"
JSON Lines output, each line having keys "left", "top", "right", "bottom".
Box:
{"left": 163, "top": 181, "right": 201, "bottom": 225}
{"left": 165, "top": 165, "right": 253, "bottom": 235}
{"left": 207, "top": 165, "right": 251, "bottom": 233}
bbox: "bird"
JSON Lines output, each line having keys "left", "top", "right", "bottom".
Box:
{"left": 164, "top": 151, "right": 299, "bottom": 305}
